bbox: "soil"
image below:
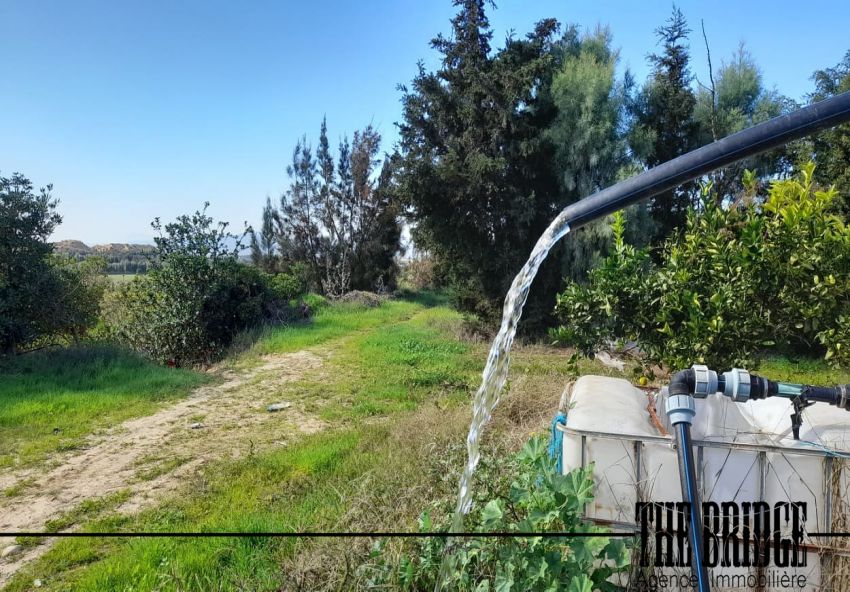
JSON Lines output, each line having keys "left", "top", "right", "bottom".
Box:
{"left": 0, "top": 349, "right": 327, "bottom": 587}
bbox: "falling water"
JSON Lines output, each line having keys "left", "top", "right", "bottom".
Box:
{"left": 449, "top": 210, "right": 572, "bottom": 531}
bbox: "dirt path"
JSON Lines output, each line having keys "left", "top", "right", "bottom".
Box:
{"left": 0, "top": 349, "right": 327, "bottom": 586}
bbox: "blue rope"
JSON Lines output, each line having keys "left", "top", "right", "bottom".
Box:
{"left": 548, "top": 412, "right": 567, "bottom": 474}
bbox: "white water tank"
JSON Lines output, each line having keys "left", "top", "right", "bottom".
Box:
{"left": 559, "top": 375, "right": 850, "bottom": 592}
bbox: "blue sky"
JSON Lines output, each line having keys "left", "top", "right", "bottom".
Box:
{"left": 3, "top": 0, "right": 848, "bottom": 244}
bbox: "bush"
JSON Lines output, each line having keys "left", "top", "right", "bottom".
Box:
{"left": 1, "top": 172, "right": 107, "bottom": 352}
{"left": 302, "top": 292, "right": 329, "bottom": 311}
{"left": 105, "top": 205, "right": 296, "bottom": 366}
{"left": 269, "top": 267, "right": 306, "bottom": 303}
{"left": 362, "top": 436, "right": 628, "bottom": 591}
{"left": 398, "top": 256, "right": 438, "bottom": 292}
{"left": 552, "top": 165, "right": 850, "bottom": 368}
{"left": 42, "top": 256, "right": 109, "bottom": 343}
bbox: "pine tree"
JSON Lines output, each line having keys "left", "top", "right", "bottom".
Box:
{"left": 256, "top": 120, "right": 401, "bottom": 294}
{"left": 546, "top": 27, "right": 643, "bottom": 281}
{"left": 249, "top": 196, "right": 278, "bottom": 272}
{"left": 397, "top": 0, "right": 561, "bottom": 325}
{"left": 278, "top": 138, "right": 323, "bottom": 289}
{"left": 629, "top": 6, "right": 699, "bottom": 242}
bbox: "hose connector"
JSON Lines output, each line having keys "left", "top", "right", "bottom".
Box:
{"left": 722, "top": 368, "right": 751, "bottom": 402}
{"left": 692, "top": 364, "right": 718, "bottom": 398}
{"left": 666, "top": 393, "right": 696, "bottom": 426}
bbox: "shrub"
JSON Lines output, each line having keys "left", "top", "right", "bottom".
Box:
{"left": 362, "top": 436, "right": 628, "bottom": 591}
{"left": 105, "top": 205, "right": 290, "bottom": 366}
{"left": 42, "top": 256, "right": 109, "bottom": 343}
{"left": 302, "top": 292, "right": 328, "bottom": 311}
{"left": 398, "top": 256, "right": 438, "bottom": 292}
{"left": 552, "top": 165, "right": 850, "bottom": 368}
{"left": 1, "top": 172, "right": 107, "bottom": 352}
{"left": 269, "top": 267, "right": 306, "bottom": 303}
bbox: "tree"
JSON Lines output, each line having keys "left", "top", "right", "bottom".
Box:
{"left": 351, "top": 155, "right": 403, "bottom": 291}
{"left": 694, "top": 43, "right": 793, "bottom": 199}
{"left": 798, "top": 50, "right": 850, "bottom": 213}
{"left": 260, "top": 120, "right": 401, "bottom": 295}
{"left": 397, "top": 0, "right": 562, "bottom": 325}
{"left": 552, "top": 165, "right": 850, "bottom": 369}
{"left": 0, "top": 172, "right": 62, "bottom": 352}
{"left": 108, "top": 205, "right": 272, "bottom": 366}
{"left": 316, "top": 117, "right": 350, "bottom": 295}
{"left": 1, "top": 173, "right": 105, "bottom": 352}
{"left": 629, "top": 6, "right": 699, "bottom": 243}
{"left": 546, "top": 26, "right": 646, "bottom": 282}
{"left": 277, "top": 138, "right": 324, "bottom": 289}
{"left": 249, "top": 196, "right": 279, "bottom": 272}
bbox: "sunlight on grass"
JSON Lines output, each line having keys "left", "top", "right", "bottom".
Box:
{"left": 0, "top": 346, "right": 208, "bottom": 469}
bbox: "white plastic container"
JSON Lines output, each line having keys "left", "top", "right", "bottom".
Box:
{"left": 559, "top": 375, "right": 850, "bottom": 591}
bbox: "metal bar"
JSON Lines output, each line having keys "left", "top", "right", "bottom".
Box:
{"left": 580, "top": 434, "right": 586, "bottom": 468}
{"left": 825, "top": 456, "right": 834, "bottom": 533}
{"left": 557, "top": 424, "right": 845, "bottom": 458}
{"left": 697, "top": 445, "right": 705, "bottom": 499}
{"left": 635, "top": 440, "right": 643, "bottom": 503}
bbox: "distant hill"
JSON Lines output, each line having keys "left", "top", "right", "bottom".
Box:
{"left": 54, "top": 240, "right": 154, "bottom": 274}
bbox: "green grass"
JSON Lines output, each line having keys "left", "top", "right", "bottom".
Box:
{"left": 4, "top": 295, "right": 478, "bottom": 591}
{"left": 244, "top": 293, "right": 443, "bottom": 355}
{"left": 6, "top": 292, "right": 849, "bottom": 591}
{"left": 757, "top": 354, "right": 850, "bottom": 385}
{"left": 0, "top": 345, "right": 208, "bottom": 469}
{"left": 106, "top": 274, "right": 143, "bottom": 284}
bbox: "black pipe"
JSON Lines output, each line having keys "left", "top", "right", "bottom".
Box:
{"left": 675, "top": 422, "right": 710, "bottom": 592}
{"left": 560, "top": 90, "right": 850, "bottom": 230}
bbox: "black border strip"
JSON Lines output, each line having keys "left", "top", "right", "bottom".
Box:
{"left": 2, "top": 531, "right": 636, "bottom": 538}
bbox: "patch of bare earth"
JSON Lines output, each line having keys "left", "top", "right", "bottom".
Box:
{"left": 0, "top": 350, "right": 326, "bottom": 586}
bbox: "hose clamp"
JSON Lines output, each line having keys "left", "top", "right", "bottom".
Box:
{"left": 691, "top": 364, "right": 718, "bottom": 398}
{"left": 666, "top": 393, "right": 696, "bottom": 426}
{"left": 840, "top": 385, "right": 849, "bottom": 410}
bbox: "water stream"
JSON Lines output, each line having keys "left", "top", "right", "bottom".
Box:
{"left": 449, "top": 210, "right": 572, "bottom": 531}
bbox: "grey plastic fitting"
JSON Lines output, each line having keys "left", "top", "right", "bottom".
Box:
{"left": 666, "top": 393, "right": 696, "bottom": 426}
{"left": 692, "top": 364, "right": 718, "bottom": 398}
{"left": 722, "top": 368, "right": 751, "bottom": 403}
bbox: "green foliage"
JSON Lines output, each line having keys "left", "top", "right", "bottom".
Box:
{"left": 43, "top": 256, "right": 109, "bottom": 342}
{"left": 1, "top": 172, "right": 107, "bottom": 352}
{"left": 694, "top": 44, "right": 793, "bottom": 198}
{"left": 548, "top": 28, "right": 628, "bottom": 205}
{"left": 553, "top": 165, "right": 850, "bottom": 368}
{"left": 550, "top": 210, "right": 651, "bottom": 354}
{"left": 106, "top": 205, "right": 287, "bottom": 366}
{"left": 364, "top": 435, "right": 627, "bottom": 591}
{"left": 0, "top": 172, "right": 61, "bottom": 352}
{"left": 547, "top": 28, "right": 643, "bottom": 283}
{"left": 794, "top": 50, "right": 850, "bottom": 214}
{"left": 397, "top": 0, "right": 564, "bottom": 327}
{"left": 253, "top": 119, "right": 401, "bottom": 295}
{"left": 268, "top": 268, "right": 306, "bottom": 302}
{"left": 628, "top": 7, "right": 700, "bottom": 243}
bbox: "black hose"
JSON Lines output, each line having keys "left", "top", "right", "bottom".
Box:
{"left": 675, "top": 422, "right": 710, "bottom": 592}
{"left": 560, "top": 90, "right": 850, "bottom": 230}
